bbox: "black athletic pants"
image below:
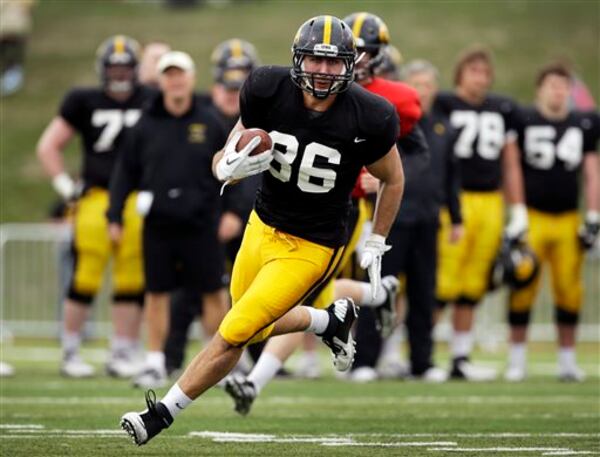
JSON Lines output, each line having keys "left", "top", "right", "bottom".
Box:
{"left": 353, "top": 218, "right": 438, "bottom": 375}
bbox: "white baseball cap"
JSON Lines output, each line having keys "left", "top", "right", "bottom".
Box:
{"left": 157, "top": 51, "right": 195, "bottom": 74}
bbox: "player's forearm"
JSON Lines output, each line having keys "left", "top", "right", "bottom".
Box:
{"left": 502, "top": 142, "right": 525, "bottom": 205}
{"left": 371, "top": 175, "right": 404, "bottom": 237}
{"left": 36, "top": 141, "right": 66, "bottom": 178}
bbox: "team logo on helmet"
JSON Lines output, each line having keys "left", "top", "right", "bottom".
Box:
{"left": 290, "top": 15, "right": 357, "bottom": 99}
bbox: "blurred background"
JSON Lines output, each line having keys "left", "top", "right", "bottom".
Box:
{"left": 0, "top": 0, "right": 598, "bottom": 341}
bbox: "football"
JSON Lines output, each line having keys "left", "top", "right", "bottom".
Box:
{"left": 237, "top": 128, "right": 273, "bottom": 155}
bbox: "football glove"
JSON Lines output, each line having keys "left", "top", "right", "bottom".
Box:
{"left": 504, "top": 203, "right": 528, "bottom": 242}
{"left": 360, "top": 233, "right": 392, "bottom": 300}
{"left": 215, "top": 131, "right": 273, "bottom": 183}
{"left": 578, "top": 211, "right": 600, "bottom": 250}
{"left": 52, "top": 172, "right": 76, "bottom": 200}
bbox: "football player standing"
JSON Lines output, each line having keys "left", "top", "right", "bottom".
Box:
{"left": 434, "top": 46, "right": 527, "bottom": 381}
{"left": 37, "top": 36, "right": 151, "bottom": 378}
{"left": 505, "top": 63, "right": 599, "bottom": 382}
{"left": 120, "top": 15, "right": 404, "bottom": 445}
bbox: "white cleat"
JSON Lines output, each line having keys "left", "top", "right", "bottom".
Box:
{"left": 420, "top": 366, "right": 448, "bottom": 383}
{"left": 0, "top": 361, "right": 15, "bottom": 377}
{"left": 450, "top": 357, "right": 497, "bottom": 382}
{"left": 504, "top": 365, "right": 527, "bottom": 382}
{"left": 132, "top": 367, "right": 168, "bottom": 389}
{"left": 558, "top": 365, "right": 586, "bottom": 382}
{"left": 61, "top": 355, "right": 95, "bottom": 378}
{"left": 349, "top": 366, "right": 378, "bottom": 383}
{"left": 106, "top": 353, "right": 144, "bottom": 379}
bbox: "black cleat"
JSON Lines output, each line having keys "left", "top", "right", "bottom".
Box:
{"left": 120, "top": 390, "right": 173, "bottom": 446}
{"left": 320, "top": 298, "right": 359, "bottom": 371}
{"left": 223, "top": 373, "right": 257, "bottom": 416}
{"left": 374, "top": 275, "right": 399, "bottom": 338}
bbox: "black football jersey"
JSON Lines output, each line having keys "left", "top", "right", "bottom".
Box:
{"left": 514, "top": 107, "right": 599, "bottom": 213}
{"left": 59, "top": 85, "right": 154, "bottom": 189}
{"left": 240, "top": 66, "right": 399, "bottom": 247}
{"left": 435, "top": 91, "right": 517, "bottom": 191}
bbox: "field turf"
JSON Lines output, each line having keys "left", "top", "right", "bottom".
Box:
{"left": 1, "top": 339, "right": 598, "bottom": 456}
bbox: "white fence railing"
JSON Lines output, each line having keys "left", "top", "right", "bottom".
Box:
{"left": 1, "top": 223, "right": 599, "bottom": 341}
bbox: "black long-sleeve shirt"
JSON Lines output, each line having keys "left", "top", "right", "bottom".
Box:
{"left": 395, "top": 109, "right": 462, "bottom": 225}
{"left": 107, "top": 93, "right": 227, "bottom": 227}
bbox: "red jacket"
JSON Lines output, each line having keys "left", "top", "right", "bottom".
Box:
{"left": 363, "top": 77, "right": 422, "bottom": 137}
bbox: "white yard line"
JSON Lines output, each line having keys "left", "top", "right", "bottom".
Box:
{"left": 428, "top": 447, "right": 573, "bottom": 453}
{"left": 0, "top": 424, "right": 44, "bottom": 429}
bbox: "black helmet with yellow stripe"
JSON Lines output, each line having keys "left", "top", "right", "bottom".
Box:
{"left": 343, "top": 12, "right": 390, "bottom": 78}
{"left": 211, "top": 39, "right": 259, "bottom": 90}
{"left": 95, "top": 35, "right": 140, "bottom": 93}
{"left": 489, "top": 238, "right": 540, "bottom": 291}
{"left": 291, "top": 15, "right": 356, "bottom": 99}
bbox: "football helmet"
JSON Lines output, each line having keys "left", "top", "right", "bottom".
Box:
{"left": 291, "top": 15, "right": 356, "bottom": 99}
{"left": 343, "top": 12, "right": 390, "bottom": 80}
{"left": 211, "top": 39, "right": 259, "bottom": 89}
{"left": 96, "top": 35, "right": 140, "bottom": 93}
{"left": 489, "top": 238, "right": 539, "bottom": 290}
{"left": 375, "top": 44, "right": 403, "bottom": 80}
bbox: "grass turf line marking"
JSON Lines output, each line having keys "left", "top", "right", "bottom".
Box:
{"left": 428, "top": 448, "right": 573, "bottom": 453}
{"left": 322, "top": 442, "right": 459, "bottom": 447}
{"left": 0, "top": 424, "right": 44, "bottom": 429}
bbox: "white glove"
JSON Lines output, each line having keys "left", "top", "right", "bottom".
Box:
{"left": 504, "top": 203, "right": 528, "bottom": 241}
{"left": 215, "top": 131, "right": 273, "bottom": 182}
{"left": 360, "top": 233, "right": 392, "bottom": 300}
{"left": 52, "top": 172, "right": 76, "bottom": 200}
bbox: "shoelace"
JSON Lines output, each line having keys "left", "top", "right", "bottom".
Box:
{"left": 145, "top": 389, "right": 158, "bottom": 415}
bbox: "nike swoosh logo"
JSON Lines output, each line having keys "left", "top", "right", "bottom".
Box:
{"left": 225, "top": 156, "right": 239, "bottom": 166}
{"left": 175, "top": 402, "right": 184, "bottom": 410}
{"left": 354, "top": 137, "right": 366, "bottom": 143}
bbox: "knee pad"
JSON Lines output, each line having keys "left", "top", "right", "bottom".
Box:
{"left": 113, "top": 293, "right": 145, "bottom": 307}
{"left": 555, "top": 307, "right": 579, "bottom": 325}
{"left": 219, "top": 313, "right": 275, "bottom": 347}
{"left": 508, "top": 310, "right": 531, "bottom": 326}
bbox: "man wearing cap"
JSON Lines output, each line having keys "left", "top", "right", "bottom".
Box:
{"left": 108, "top": 51, "right": 230, "bottom": 388}
{"left": 162, "top": 39, "right": 262, "bottom": 376}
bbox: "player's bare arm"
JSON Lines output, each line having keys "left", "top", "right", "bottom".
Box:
{"left": 580, "top": 153, "right": 600, "bottom": 249}
{"left": 36, "top": 116, "right": 77, "bottom": 199}
{"left": 366, "top": 143, "right": 404, "bottom": 237}
{"left": 502, "top": 138, "right": 528, "bottom": 240}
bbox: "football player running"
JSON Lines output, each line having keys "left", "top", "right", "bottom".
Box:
{"left": 120, "top": 15, "right": 404, "bottom": 445}
{"left": 505, "top": 63, "right": 599, "bottom": 382}
{"left": 37, "top": 36, "right": 151, "bottom": 379}
{"left": 434, "top": 46, "right": 527, "bottom": 381}
{"left": 222, "top": 11, "right": 425, "bottom": 414}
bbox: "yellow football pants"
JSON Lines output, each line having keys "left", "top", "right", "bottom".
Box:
{"left": 69, "top": 188, "right": 144, "bottom": 303}
{"left": 510, "top": 209, "right": 583, "bottom": 315}
{"left": 219, "top": 211, "right": 344, "bottom": 347}
{"left": 311, "top": 198, "right": 368, "bottom": 309}
{"left": 436, "top": 191, "right": 503, "bottom": 304}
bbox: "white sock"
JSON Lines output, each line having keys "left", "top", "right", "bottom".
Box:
{"left": 451, "top": 331, "right": 473, "bottom": 358}
{"left": 161, "top": 382, "right": 192, "bottom": 419}
{"left": 508, "top": 343, "right": 527, "bottom": 368}
{"left": 110, "top": 336, "right": 135, "bottom": 355}
{"left": 247, "top": 352, "right": 282, "bottom": 394}
{"left": 558, "top": 347, "right": 576, "bottom": 371}
{"left": 62, "top": 331, "right": 81, "bottom": 357}
{"left": 305, "top": 307, "right": 329, "bottom": 334}
{"left": 358, "top": 282, "right": 386, "bottom": 307}
{"left": 146, "top": 351, "right": 165, "bottom": 371}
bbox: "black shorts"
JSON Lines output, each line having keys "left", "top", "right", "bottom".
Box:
{"left": 143, "top": 221, "right": 225, "bottom": 294}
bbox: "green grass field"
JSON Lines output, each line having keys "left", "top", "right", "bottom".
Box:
{"left": 1, "top": 0, "right": 598, "bottom": 222}
{"left": 1, "top": 339, "right": 599, "bottom": 456}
